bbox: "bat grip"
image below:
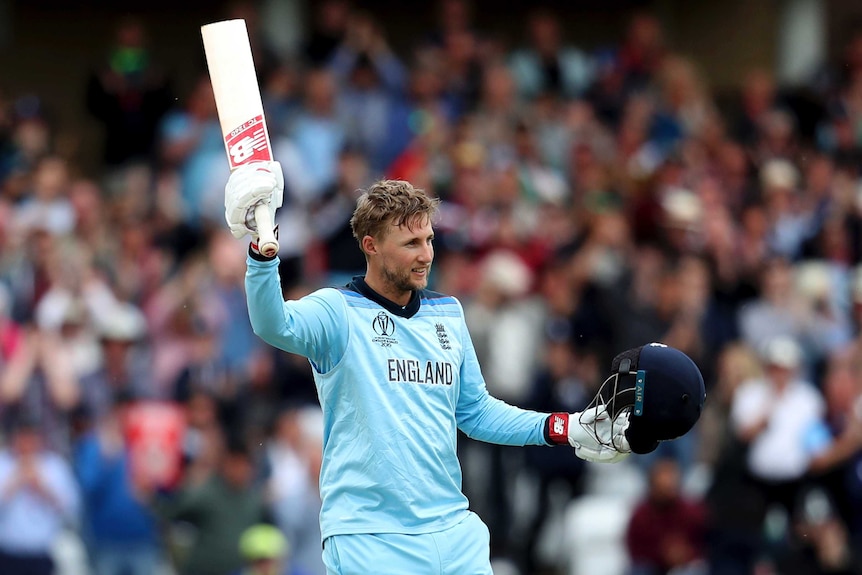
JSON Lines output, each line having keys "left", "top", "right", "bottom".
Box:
{"left": 254, "top": 203, "right": 279, "bottom": 258}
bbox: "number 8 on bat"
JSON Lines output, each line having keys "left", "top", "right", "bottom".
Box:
{"left": 201, "top": 19, "right": 279, "bottom": 257}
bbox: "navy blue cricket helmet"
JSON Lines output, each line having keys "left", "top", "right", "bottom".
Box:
{"left": 602, "top": 343, "right": 706, "bottom": 454}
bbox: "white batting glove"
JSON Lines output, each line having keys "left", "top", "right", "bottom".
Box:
{"left": 224, "top": 161, "right": 284, "bottom": 240}
{"left": 548, "top": 406, "right": 631, "bottom": 464}
{"left": 570, "top": 406, "right": 631, "bottom": 464}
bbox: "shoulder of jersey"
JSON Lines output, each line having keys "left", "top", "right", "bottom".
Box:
{"left": 419, "top": 289, "right": 458, "bottom": 305}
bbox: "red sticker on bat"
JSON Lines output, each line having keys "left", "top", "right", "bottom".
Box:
{"left": 225, "top": 115, "right": 272, "bottom": 168}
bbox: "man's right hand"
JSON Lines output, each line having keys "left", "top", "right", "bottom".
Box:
{"left": 224, "top": 160, "right": 284, "bottom": 240}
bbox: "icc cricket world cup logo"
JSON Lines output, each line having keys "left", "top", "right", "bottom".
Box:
{"left": 373, "top": 312, "right": 395, "bottom": 336}
{"left": 372, "top": 312, "right": 398, "bottom": 347}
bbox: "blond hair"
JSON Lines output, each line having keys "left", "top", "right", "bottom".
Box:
{"left": 350, "top": 180, "right": 440, "bottom": 250}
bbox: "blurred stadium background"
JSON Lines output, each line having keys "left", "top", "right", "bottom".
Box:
{"left": 1, "top": 1, "right": 862, "bottom": 574}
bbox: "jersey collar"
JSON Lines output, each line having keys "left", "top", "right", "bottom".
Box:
{"left": 347, "top": 276, "right": 421, "bottom": 318}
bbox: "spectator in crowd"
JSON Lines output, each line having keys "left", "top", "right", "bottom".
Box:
{"left": 158, "top": 74, "right": 229, "bottom": 228}
{"left": 625, "top": 457, "right": 707, "bottom": 575}
{"left": 424, "top": 0, "right": 476, "bottom": 50}
{"left": 853, "top": 265, "right": 862, "bottom": 345}
{"left": 286, "top": 69, "right": 347, "bottom": 200}
{"left": 234, "top": 523, "right": 293, "bottom": 575}
{"left": 651, "top": 55, "right": 717, "bottom": 153}
{"left": 730, "top": 335, "right": 826, "bottom": 564}
{"left": 617, "top": 11, "right": 667, "bottom": 94}
{"left": 380, "top": 49, "right": 458, "bottom": 177}
{"left": 793, "top": 261, "right": 854, "bottom": 371}
{"left": 805, "top": 352, "right": 862, "bottom": 559}
{"left": 701, "top": 343, "right": 769, "bottom": 575}
{"left": 0, "top": 95, "right": 52, "bottom": 186}
{"left": 85, "top": 16, "right": 173, "bottom": 177}
{"left": 783, "top": 492, "right": 857, "bottom": 575}
{"left": 78, "top": 302, "right": 151, "bottom": 422}
{"left": 738, "top": 256, "right": 810, "bottom": 354}
{"left": 0, "top": 325, "right": 80, "bottom": 452}
{"left": 266, "top": 406, "right": 324, "bottom": 575}
{"left": 470, "top": 63, "right": 524, "bottom": 170}
{"left": 329, "top": 12, "right": 407, "bottom": 173}
{"left": 226, "top": 346, "right": 284, "bottom": 449}
{"left": 0, "top": 284, "right": 23, "bottom": 368}
{"left": 66, "top": 178, "right": 114, "bottom": 276}
{"left": 13, "top": 155, "right": 76, "bottom": 238}
{"left": 0, "top": 415, "right": 80, "bottom": 575}
{"left": 302, "top": 0, "right": 351, "bottom": 67}
{"left": 161, "top": 439, "right": 268, "bottom": 575}
{"left": 509, "top": 7, "right": 594, "bottom": 101}
{"left": 144, "top": 258, "right": 223, "bottom": 398}
{"left": 205, "top": 232, "right": 267, "bottom": 386}
{"left": 179, "top": 389, "right": 224, "bottom": 488}
{"left": 760, "top": 158, "right": 812, "bottom": 260}
{"left": 309, "top": 146, "right": 371, "bottom": 287}
{"left": 434, "top": 14, "right": 485, "bottom": 115}
{"left": 731, "top": 68, "right": 782, "bottom": 147}
{"left": 74, "top": 393, "right": 164, "bottom": 575}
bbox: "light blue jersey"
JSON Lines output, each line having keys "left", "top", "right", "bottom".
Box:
{"left": 245, "top": 257, "right": 551, "bottom": 541}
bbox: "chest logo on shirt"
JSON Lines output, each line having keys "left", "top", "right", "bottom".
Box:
{"left": 435, "top": 323, "right": 451, "bottom": 350}
{"left": 372, "top": 311, "right": 398, "bottom": 347}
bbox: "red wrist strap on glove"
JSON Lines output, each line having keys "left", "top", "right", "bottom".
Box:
{"left": 546, "top": 412, "right": 570, "bottom": 445}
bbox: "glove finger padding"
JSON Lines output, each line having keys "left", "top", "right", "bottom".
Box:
{"left": 575, "top": 444, "right": 631, "bottom": 464}
{"left": 225, "top": 161, "right": 284, "bottom": 239}
{"left": 270, "top": 160, "right": 284, "bottom": 209}
{"left": 569, "top": 405, "right": 632, "bottom": 464}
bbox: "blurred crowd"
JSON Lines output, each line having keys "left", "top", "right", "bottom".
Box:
{"left": 1, "top": 0, "right": 862, "bottom": 574}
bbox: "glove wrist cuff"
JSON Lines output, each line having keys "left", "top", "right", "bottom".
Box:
{"left": 545, "top": 413, "right": 570, "bottom": 445}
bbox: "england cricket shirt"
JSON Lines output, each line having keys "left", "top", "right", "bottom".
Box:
{"left": 245, "top": 256, "right": 550, "bottom": 540}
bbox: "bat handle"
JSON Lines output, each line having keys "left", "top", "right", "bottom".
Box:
{"left": 254, "top": 203, "right": 279, "bottom": 258}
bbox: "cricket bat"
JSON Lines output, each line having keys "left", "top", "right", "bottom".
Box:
{"left": 201, "top": 19, "right": 279, "bottom": 257}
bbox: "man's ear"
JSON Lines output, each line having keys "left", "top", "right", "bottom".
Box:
{"left": 361, "top": 235, "right": 377, "bottom": 255}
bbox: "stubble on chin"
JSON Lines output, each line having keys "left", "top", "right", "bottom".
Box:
{"left": 382, "top": 265, "right": 427, "bottom": 294}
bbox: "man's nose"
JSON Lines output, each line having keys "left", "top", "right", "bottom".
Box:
{"left": 418, "top": 243, "right": 433, "bottom": 263}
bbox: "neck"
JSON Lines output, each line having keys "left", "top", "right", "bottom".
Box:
{"left": 364, "top": 272, "right": 412, "bottom": 306}
{"left": 350, "top": 276, "right": 421, "bottom": 319}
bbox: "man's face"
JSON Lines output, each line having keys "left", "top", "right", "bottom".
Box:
{"left": 766, "top": 363, "right": 794, "bottom": 386}
{"left": 371, "top": 217, "right": 435, "bottom": 295}
{"left": 650, "top": 459, "right": 680, "bottom": 504}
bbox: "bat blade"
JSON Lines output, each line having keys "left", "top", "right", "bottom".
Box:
{"left": 201, "top": 18, "right": 278, "bottom": 257}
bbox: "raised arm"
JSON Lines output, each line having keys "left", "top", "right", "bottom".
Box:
{"left": 244, "top": 259, "right": 348, "bottom": 373}
{"left": 226, "top": 160, "right": 349, "bottom": 373}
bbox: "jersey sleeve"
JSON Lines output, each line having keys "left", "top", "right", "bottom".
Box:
{"left": 453, "top": 299, "right": 549, "bottom": 446}
{"left": 245, "top": 255, "right": 347, "bottom": 373}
